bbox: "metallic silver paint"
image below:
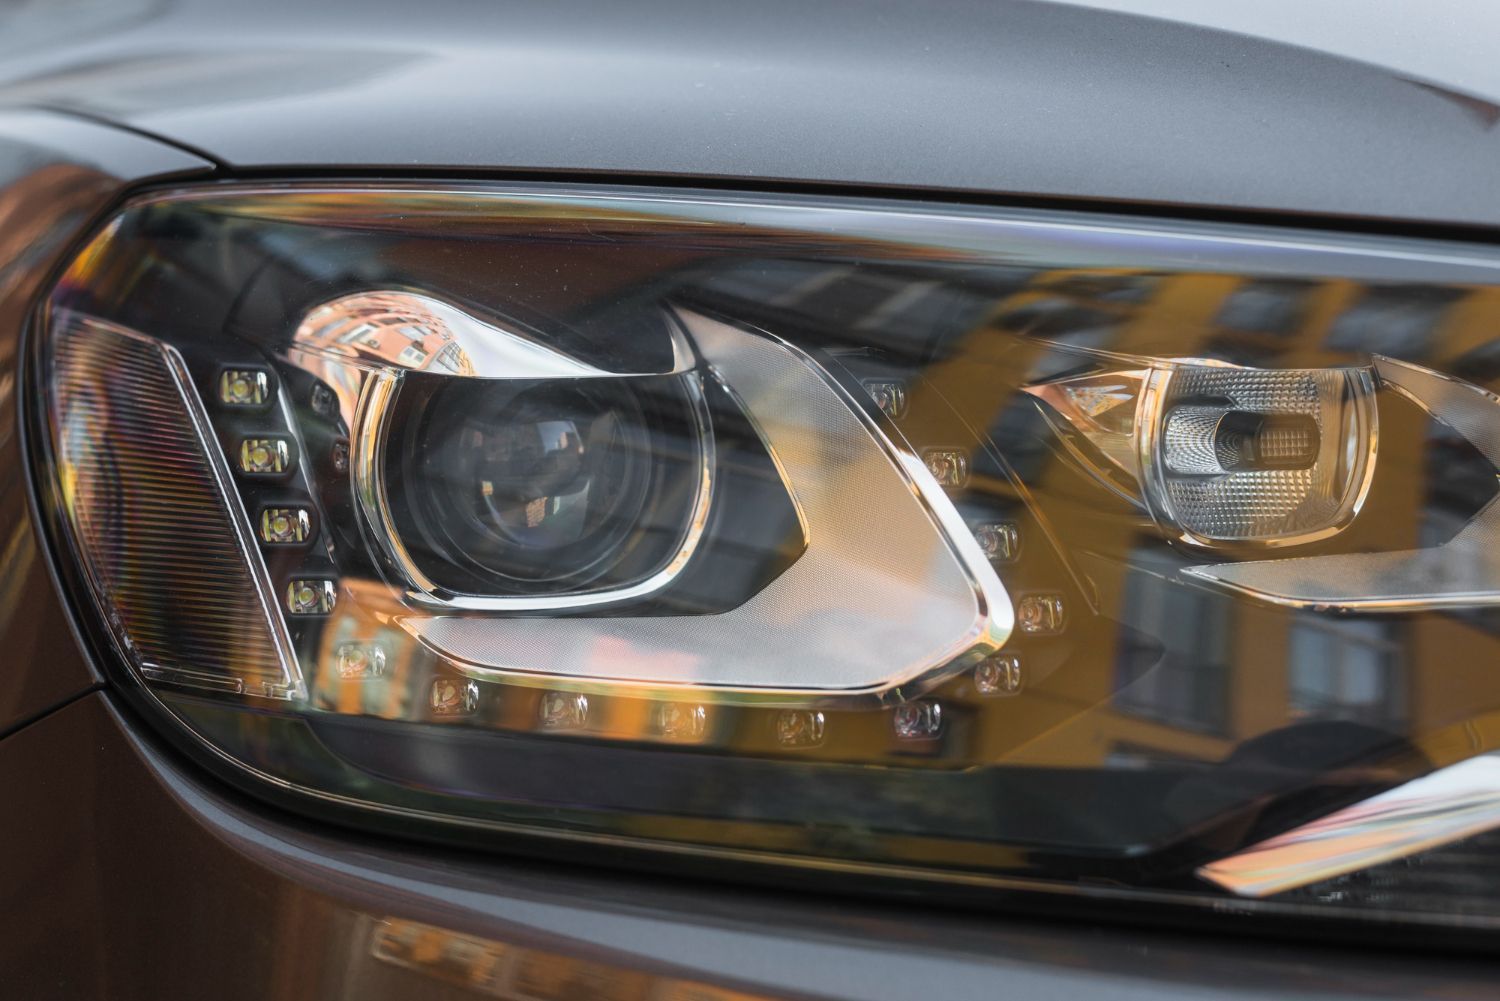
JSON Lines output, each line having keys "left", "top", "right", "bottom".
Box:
{"left": 3, "top": 2, "right": 1500, "bottom": 227}
{"left": 4, "top": 692, "right": 1498, "bottom": 1000}
{"left": 0, "top": 108, "right": 209, "bottom": 738}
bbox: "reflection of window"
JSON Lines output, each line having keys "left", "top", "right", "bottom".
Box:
{"left": 397, "top": 343, "right": 428, "bottom": 367}
{"left": 1114, "top": 550, "right": 1231, "bottom": 734}
{"left": 1214, "top": 279, "right": 1313, "bottom": 334}
{"left": 337, "top": 321, "right": 378, "bottom": 345}
{"left": 1042, "top": 274, "right": 1158, "bottom": 304}
{"left": 1104, "top": 742, "right": 1200, "bottom": 769}
{"left": 1452, "top": 335, "right": 1500, "bottom": 383}
{"left": 998, "top": 300, "right": 1121, "bottom": 342}
{"left": 1288, "top": 618, "right": 1404, "bottom": 727}
{"left": 433, "top": 342, "right": 466, "bottom": 374}
{"left": 1324, "top": 285, "right": 1460, "bottom": 356}
{"left": 1420, "top": 504, "right": 1473, "bottom": 552}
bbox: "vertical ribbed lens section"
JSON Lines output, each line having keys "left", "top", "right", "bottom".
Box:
{"left": 47, "top": 312, "right": 301, "bottom": 698}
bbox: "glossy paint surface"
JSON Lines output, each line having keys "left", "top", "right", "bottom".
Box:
{"left": 4, "top": 692, "right": 1499, "bottom": 1000}
{"left": 0, "top": 109, "right": 209, "bottom": 738}
{"left": 1, "top": 2, "right": 1500, "bottom": 227}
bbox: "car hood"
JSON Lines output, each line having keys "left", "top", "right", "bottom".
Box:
{"left": 0, "top": 0, "right": 1498, "bottom": 227}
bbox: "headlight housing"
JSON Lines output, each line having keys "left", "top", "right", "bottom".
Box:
{"left": 31, "top": 182, "right": 1500, "bottom": 940}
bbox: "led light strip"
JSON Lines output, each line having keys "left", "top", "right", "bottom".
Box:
{"left": 1199, "top": 753, "right": 1500, "bottom": 898}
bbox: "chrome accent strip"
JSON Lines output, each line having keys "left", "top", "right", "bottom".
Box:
{"left": 1199, "top": 753, "right": 1500, "bottom": 898}
{"left": 294, "top": 290, "right": 689, "bottom": 380}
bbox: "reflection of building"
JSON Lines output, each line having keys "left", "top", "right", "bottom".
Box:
{"left": 953, "top": 268, "right": 1500, "bottom": 772}
{"left": 303, "top": 263, "right": 1500, "bottom": 776}
{"left": 1113, "top": 549, "right": 1231, "bottom": 736}
{"left": 298, "top": 292, "right": 477, "bottom": 375}
{"left": 1287, "top": 618, "right": 1405, "bottom": 727}
{"left": 309, "top": 577, "right": 423, "bottom": 720}
{"left": 308, "top": 577, "right": 714, "bottom": 746}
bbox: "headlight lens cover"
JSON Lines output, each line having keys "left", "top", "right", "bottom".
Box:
{"left": 33, "top": 183, "right": 1500, "bottom": 937}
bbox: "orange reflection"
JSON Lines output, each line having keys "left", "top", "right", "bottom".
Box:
{"left": 371, "top": 917, "right": 775, "bottom": 1001}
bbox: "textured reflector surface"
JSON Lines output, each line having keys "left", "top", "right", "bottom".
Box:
{"left": 49, "top": 313, "right": 299, "bottom": 697}
{"left": 1150, "top": 366, "right": 1375, "bottom": 543}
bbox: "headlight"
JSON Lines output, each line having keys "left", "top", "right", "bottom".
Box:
{"left": 31, "top": 183, "right": 1500, "bottom": 938}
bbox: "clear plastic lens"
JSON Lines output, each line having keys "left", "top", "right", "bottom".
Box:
{"left": 391, "top": 375, "right": 703, "bottom": 594}
{"left": 35, "top": 184, "right": 1500, "bottom": 934}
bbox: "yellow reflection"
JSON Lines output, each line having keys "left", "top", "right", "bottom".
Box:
{"left": 371, "top": 917, "right": 775, "bottom": 1001}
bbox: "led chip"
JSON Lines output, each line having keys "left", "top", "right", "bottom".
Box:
{"left": 921, "top": 448, "right": 969, "bottom": 489}
{"left": 239, "top": 437, "right": 290, "bottom": 475}
{"left": 652, "top": 702, "right": 707, "bottom": 739}
{"left": 975, "top": 654, "right": 1023, "bottom": 696}
{"left": 309, "top": 382, "right": 339, "bottom": 418}
{"left": 973, "top": 521, "right": 1019, "bottom": 563}
{"left": 862, "top": 379, "right": 908, "bottom": 420}
{"left": 259, "top": 507, "right": 311, "bottom": 545}
{"left": 893, "top": 700, "right": 943, "bottom": 740}
{"left": 430, "top": 678, "right": 480, "bottom": 717}
{"left": 336, "top": 643, "right": 386, "bottom": 680}
{"left": 1017, "top": 593, "right": 1066, "bottom": 635}
{"left": 285, "top": 578, "right": 336, "bottom": 615}
{"left": 538, "top": 691, "right": 589, "bottom": 729}
{"left": 775, "top": 709, "right": 825, "bottom": 748}
{"left": 218, "top": 368, "right": 271, "bottom": 407}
